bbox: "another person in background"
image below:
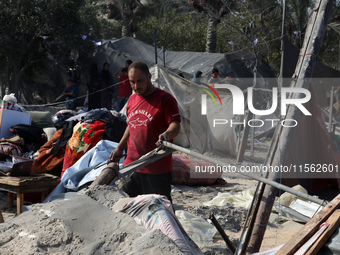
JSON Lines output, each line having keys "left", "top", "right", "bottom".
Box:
{"left": 207, "top": 68, "right": 221, "bottom": 86}
{"left": 68, "top": 61, "right": 81, "bottom": 109}
{"left": 113, "top": 59, "right": 133, "bottom": 78}
{"left": 2, "top": 93, "right": 26, "bottom": 112}
{"left": 64, "top": 79, "right": 76, "bottom": 110}
{"left": 191, "top": 70, "right": 202, "bottom": 84}
{"left": 86, "top": 63, "right": 102, "bottom": 110}
{"left": 109, "top": 62, "right": 181, "bottom": 203}
{"left": 101, "top": 62, "right": 114, "bottom": 110}
{"left": 115, "top": 67, "right": 131, "bottom": 112}
{"left": 221, "top": 76, "right": 235, "bottom": 85}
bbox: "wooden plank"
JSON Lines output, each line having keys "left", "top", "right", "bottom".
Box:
{"left": 275, "top": 193, "right": 340, "bottom": 255}
{"left": 305, "top": 209, "right": 340, "bottom": 255}
{"left": 294, "top": 223, "right": 330, "bottom": 255}
{"left": 0, "top": 175, "right": 59, "bottom": 187}
{"left": 236, "top": 111, "right": 253, "bottom": 162}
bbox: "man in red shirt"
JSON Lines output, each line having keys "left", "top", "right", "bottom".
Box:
{"left": 109, "top": 62, "right": 181, "bottom": 203}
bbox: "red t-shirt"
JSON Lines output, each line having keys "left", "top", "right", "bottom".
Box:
{"left": 124, "top": 88, "right": 181, "bottom": 174}
{"left": 118, "top": 73, "right": 132, "bottom": 98}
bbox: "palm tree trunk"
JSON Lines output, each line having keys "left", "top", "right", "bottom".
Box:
{"left": 122, "top": 14, "right": 133, "bottom": 37}
{"left": 206, "top": 14, "right": 218, "bottom": 53}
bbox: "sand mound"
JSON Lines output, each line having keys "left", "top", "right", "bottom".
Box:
{"left": 0, "top": 190, "right": 184, "bottom": 255}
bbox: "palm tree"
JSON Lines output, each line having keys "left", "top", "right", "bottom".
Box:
{"left": 285, "top": 0, "right": 312, "bottom": 48}
{"left": 188, "top": 0, "right": 235, "bottom": 53}
{"left": 107, "top": 0, "right": 142, "bottom": 37}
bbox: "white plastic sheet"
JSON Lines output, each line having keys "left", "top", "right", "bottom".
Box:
{"left": 175, "top": 210, "right": 217, "bottom": 244}
{"left": 203, "top": 187, "right": 256, "bottom": 209}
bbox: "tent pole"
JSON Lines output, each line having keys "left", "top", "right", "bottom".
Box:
{"left": 328, "top": 86, "right": 334, "bottom": 132}
{"left": 162, "top": 46, "right": 166, "bottom": 68}
{"left": 154, "top": 30, "right": 158, "bottom": 64}
{"left": 279, "top": 0, "right": 287, "bottom": 91}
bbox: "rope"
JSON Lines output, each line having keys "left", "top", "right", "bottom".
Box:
{"left": 21, "top": 79, "right": 125, "bottom": 108}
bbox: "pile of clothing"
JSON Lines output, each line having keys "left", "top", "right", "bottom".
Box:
{"left": 0, "top": 108, "right": 126, "bottom": 179}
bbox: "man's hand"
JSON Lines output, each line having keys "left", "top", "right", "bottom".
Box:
{"left": 155, "top": 120, "right": 180, "bottom": 146}
{"left": 156, "top": 131, "right": 170, "bottom": 146}
{"left": 109, "top": 147, "right": 124, "bottom": 162}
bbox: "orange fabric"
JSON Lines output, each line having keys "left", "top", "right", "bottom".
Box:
{"left": 31, "top": 129, "right": 65, "bottom": 174}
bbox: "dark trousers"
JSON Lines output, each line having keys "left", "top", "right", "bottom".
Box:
{"left": 123, "top": 171, "right": 173, "bottom": 203}
{"left": 115, "top": 97, "right": 128, "bottom": 112}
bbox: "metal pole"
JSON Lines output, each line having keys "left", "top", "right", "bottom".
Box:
{"left": 154, "top": 30, "right": 158, "bottom": 64}
{"left": 328, "top": 86, "right": 334, "bottom": 132}
{"left": 209, "top": 213, "right": 236, "bottom": 254}
{"left": 338, "top": 35, "right": 340, "bottom": 69}
{"left": 250, "top": 126, "right": 254, "bottom": 157}
{"left": 279, "top": 0, "right": 286, "bottom": 90}
{"left": 250, "top": 66, "right": 257, "bottom": 157}
{"left": 162, "top": 46, "right": 166, "bottom": 68}
{"left": 161, "top": 141, "right": 325, "bottom": 205}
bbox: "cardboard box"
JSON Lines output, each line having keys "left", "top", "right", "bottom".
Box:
{"left": 0, "top": 109, "right": 32, "bottom": 139}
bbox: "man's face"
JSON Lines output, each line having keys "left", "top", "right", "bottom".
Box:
{"left": 128, "top": 68, "right": 152, "bottom": 96}
{"left": 212, "top": 72, "right": 219, "bottom": 78}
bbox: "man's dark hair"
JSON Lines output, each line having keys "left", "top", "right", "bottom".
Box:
{"left": 128, "top": 62, "right": 150, "bottom": 75}
{"left": 126, "top": 60, "right": 133, "bottom": 66}
{"left": 121, "top": 67, "right": 128, "bottom": 73}
{"left": 212, "top": 68, "right": 219, "bottom": 73}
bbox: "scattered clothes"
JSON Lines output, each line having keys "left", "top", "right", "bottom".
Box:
{"left": 31, "top": 129, "right": 65, "bottom": 175}
{"left": 44, "top": 140, "right": 121, "bottom": 202}
{"left": 50, "top": 120, "right": 77, "bottom": 155}
{"left": 61, "top": 120, "right": 105, "bottom": 178}
{"left": 52, "top": 109, "right": 78, "bottom": 128}
{"left": 10, "top": 124, "right": 46, "bottom": 145}
{"left": 0, "top": 141, "right": 24, "bottom": 157}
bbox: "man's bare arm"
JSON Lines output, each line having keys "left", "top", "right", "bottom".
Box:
{"left": 156, "top": 120, "right": 181, "bottom": 145}
{"left": 109, "top": 126, "right": 130, "bottom": 162}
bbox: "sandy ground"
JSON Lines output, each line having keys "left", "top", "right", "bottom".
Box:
{"left": 0, "top": 137, "right": 313, "bottom": 254}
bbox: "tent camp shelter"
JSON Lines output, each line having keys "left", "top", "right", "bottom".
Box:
{"left": 92, "top": 37, "right": 279, "bottom": 157}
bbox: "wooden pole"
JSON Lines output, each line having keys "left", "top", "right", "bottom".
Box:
{"left": 276, "top": 194, "right": 340, "bottom": 255}
{"left": 304, "top": 209, "right": 340, "bottom": 255}
{"left": 246, "top": 0, "right": 335, "bottom": 253}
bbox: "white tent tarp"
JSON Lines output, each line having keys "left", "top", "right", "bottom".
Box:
{"left": 150, "top": 65, "right": 238, "bottom": 156}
